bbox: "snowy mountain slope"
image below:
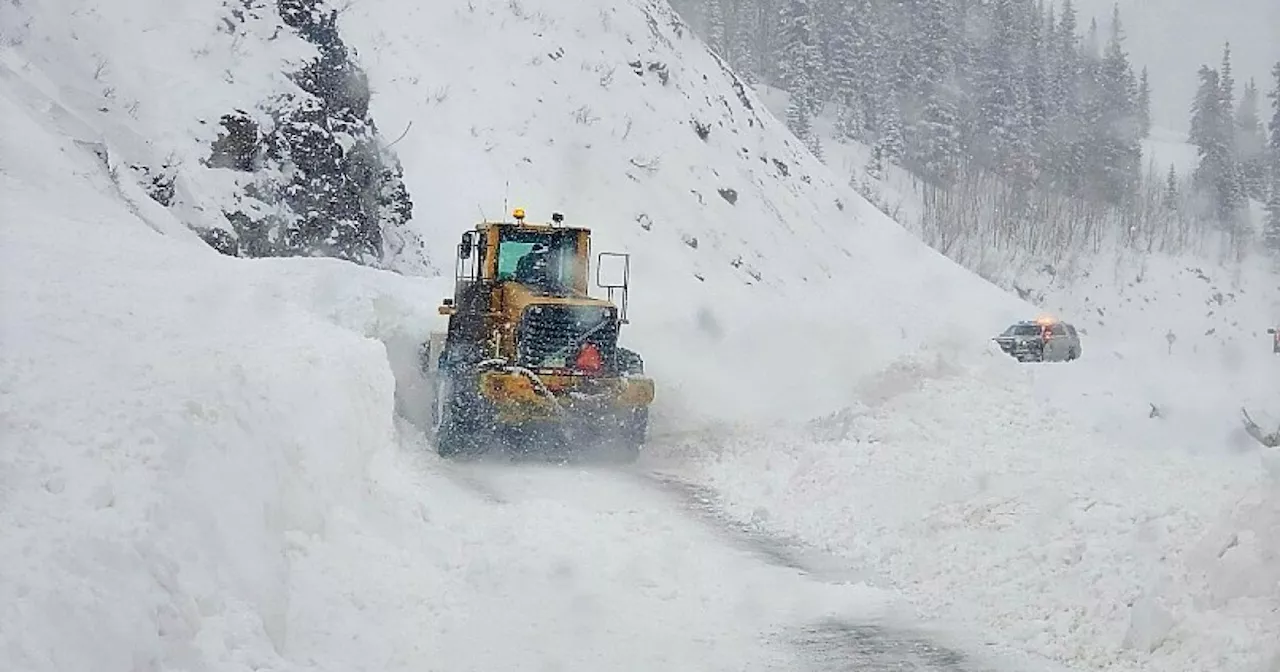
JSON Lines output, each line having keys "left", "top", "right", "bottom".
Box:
{"left": 337, "top": 0, "right": 1045, "bottom": 425}
{"left": 2, "top": 61, "right": 913, "bottom": 672}
{"left": 5, "top": 2, "right": 1278, "bottom": 672}
{"left": 1, "top": 0, "right": 1036, "bottom": 423}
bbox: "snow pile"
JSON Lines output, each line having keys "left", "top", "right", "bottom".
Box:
{"left": 0, "top": 84, "right": 399, "bottom": 667}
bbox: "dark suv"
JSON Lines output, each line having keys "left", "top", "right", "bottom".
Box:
{"left": 994, "top": 319, "right": 1081, "bottom": 362}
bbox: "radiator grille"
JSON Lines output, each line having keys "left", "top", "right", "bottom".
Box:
{"left": 518, "top": 304, "right": 619, "bottom": 371}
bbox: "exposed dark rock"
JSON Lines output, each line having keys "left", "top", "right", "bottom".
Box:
{"left": 201, "top": 0, "right": 423, "bottom": 270}
{"left": 691, "top": 118, "right": 710, "bottom": 140}
{"left": 128, "top": 162, "right": 177, "bottom": 206}
{"left": 207, "top": 111, "right": 260, "bottom": 171}
{"left": 199, "top": 227, "right": 240, "bottom": 257}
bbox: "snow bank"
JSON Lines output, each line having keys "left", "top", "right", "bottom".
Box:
{"left": 0, "top": 83, "right": 399, "bottom": 668}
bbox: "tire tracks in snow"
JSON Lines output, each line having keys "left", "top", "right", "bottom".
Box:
{"left": 439, "top": 447, "right": 1004, "bottom": 672}
{"left": 638, "top": 469, "right": 1004, "bottom": 672}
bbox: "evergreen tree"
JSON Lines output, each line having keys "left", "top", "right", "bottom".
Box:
{"left": 1137, "top": 66, "right": 1151, "bottom": 136}
{"left": 824, "top": 0, "right": 865, "bottom": 136}
{"left": 1045, "top": 0, "right": 1084, "bottom": 189}
{"left": 1162, "top": 164, "right": 1180, "bottom": 211}
{"left": 1082, "top": 17, "right": 1100, "bottom": 59}
{"left": 805, "top": 131, "right": 824, "bottom": 161}
{"left": 1265, "top": 174, "right": 1280, "bottom": 253}
{"left": 1190, "top": 65, "right": 1243, "bottom": 227}
{"left": 898, "top": 0, "right": 963, "bottom": 181}
{"left": 706, "top": 0, "right": 727, "bottom": 55}
{"left": 915, "top": 98, "right": 964, "bottom": 182}
{"left": 785, "top": 93, "right": 814, "bottom": 142}
{"left": 1087, "top": 3, "right": 1140, "bottom": 204}
{"left": 877, "top": 94, "right": 906, "bottom": 162}
{"left": 1219, "top": 42, "right": 1235, "bottom": 113}
{"left": 776, "top": 0, "right": 823, "bottom": 141}
{"left": 1235, "top": 79, "right": 1267, "bottom": 199}
{"left": 908, "top": 0, "right": 956, "bottom": 99}
{"left": 974, "top": 0, "right": 1030, "bottom": 174}
{"left": 1268, "top": 61, "right": 1280, "bottom": 175}
{"left": 834, "top": 0, "right": 885, "bottom": 140}
{"left": 1023, "top": 2, "right": 1050, "bottom": 145}
{"left": 1042, "top": 3, "right": 1060, "bottom": 108}
{"left": 1266, "top": 62, "right": 1280, "bottom": 253}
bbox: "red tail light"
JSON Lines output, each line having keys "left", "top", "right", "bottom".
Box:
{"left": 575, "top": 343, "right": 603, "bottom": 373}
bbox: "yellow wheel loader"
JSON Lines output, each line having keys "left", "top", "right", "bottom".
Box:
{"left": 421, "top": 209, "right": 655, "bottom": 461}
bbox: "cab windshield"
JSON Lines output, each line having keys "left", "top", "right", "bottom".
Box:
{"left": 496, "top": 228, "right": 581, "bottom": 292}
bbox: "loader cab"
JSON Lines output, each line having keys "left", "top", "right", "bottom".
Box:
{"left": 494, "top": 226, "right": 587, "bottom": 296}
{"left": 450, "top": 210, "right": 590, "bottom": 295}
{"left": 439, "top": 208, "right": 633, "bottom": 331}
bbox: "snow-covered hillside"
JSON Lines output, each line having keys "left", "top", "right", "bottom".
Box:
{"left": 3, "top": 1, "right": 1278, "bottom": 672}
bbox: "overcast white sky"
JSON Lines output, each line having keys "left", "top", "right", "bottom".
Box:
{"left": 1071, "top": 0, "right": 1280, "bottom": 133}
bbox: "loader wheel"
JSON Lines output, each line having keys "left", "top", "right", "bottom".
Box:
{"left": 432, "top": 372, "right": 485, "bottom": 458}
{"left": 616, "top": 347, "right": 645, "bottom": 375}
{"left": 607, "top": 408, "right": 648, "bottom": 464}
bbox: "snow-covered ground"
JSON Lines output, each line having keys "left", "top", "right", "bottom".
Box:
{"left": 762, "top": 80, "right": 1280, "bottom": 670}
{"left": 3, "top": 1, "right": 1279, "bottom": 671}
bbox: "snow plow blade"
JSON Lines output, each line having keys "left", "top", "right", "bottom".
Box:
{"left": 478, "top": 369, "right": 654, "bottom": 424}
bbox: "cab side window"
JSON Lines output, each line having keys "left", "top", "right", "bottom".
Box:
{"left": 1051, "top": 324, "right": 1067, "bottom": 337}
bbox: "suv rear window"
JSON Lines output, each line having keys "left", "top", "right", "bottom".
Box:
{"left": 1003, "top": 324, "right": 1041, "bottom": 336}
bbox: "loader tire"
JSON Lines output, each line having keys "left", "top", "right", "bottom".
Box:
{"left": 608, "top": 407, "right": 648, "bottom": 464}
{"left": 616, "top": 347, "right": 645, "bottom": 375}
{"left": 433, "top": 372, "right": 485, "bottom": 458}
